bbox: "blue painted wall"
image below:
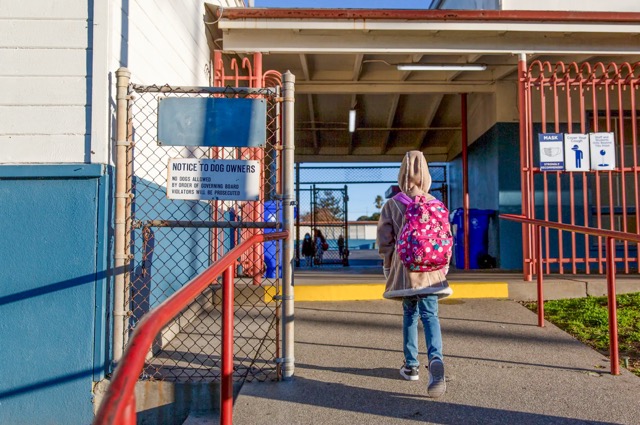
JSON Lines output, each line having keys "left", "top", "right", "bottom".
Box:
{"left": 0, "top": 164, "right": 111, "bottom": 425}
{"left": 129, "top": 177, "right": 211, "bottom": 325}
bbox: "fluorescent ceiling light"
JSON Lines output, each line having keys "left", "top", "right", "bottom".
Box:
{"left": 348, "top": 109, "right": 356, "bottom": 133}
{"left": 397, "top": 64, "right": 487, "bottom": 71}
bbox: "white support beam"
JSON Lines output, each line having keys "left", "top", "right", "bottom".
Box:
{"left": 222, "top": 30, "right": 640, "bottom": 55}
{"left": 296, "top": 81, "right": 496, "bottom": 94}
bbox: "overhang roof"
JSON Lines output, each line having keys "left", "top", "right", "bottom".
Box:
{"left": 208, "top": 7, "right": 640, "bottom": 162}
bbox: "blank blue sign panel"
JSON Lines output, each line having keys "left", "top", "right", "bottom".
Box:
{"left": 157, "top": 97, "right": 266, "bottom": 147}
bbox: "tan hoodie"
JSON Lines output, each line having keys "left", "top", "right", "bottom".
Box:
{"left": 376, "top": 151, "right": 453, "bottom": 299}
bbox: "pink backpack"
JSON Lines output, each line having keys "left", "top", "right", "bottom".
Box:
{"left": 393, "top": 193, "right": 453, "bottom": 272}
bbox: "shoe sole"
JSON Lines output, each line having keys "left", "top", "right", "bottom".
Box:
{"left": 400, "top": 369, "right": 419, "bottom": 381}
{"left": 427, "top": 361, "right": 446, "bottom": 398}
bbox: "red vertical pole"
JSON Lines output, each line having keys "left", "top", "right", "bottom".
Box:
{"left": 630, "top": 78, "right": 640, "bottom": 267}
{"left": 536, "top": 225, "right": 544, "bottom": 327}
{"left": 517, "top": 55, "right": 532, "bottom": 280}
{"left": 221, "top": 265, "right": 235, "bottom": 425}
{"left": 552, "top": 76, "right": 564, "bottom": 274}
{"left": 605, "top": 237, "right": 620, "bottom": 375}
{"left": 616, "top": 76, "right": 629, "bottom": 273}
{"left": 461, "top": 93, "right": 470, "bottom": 270}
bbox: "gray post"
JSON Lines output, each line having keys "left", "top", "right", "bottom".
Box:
{"left": 281, "top": 71, "right": 296, "bottom": 380}
{"left": 113, "top": 67, "right": 131, "bottom": 364}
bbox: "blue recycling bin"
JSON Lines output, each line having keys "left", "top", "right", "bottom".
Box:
{"left": 264, "top": 201, "right": 282, "bottom": 279}
{"left": 451, "top": 208, "right": 495, "bottom": 269}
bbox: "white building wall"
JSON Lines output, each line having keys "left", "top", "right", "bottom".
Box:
{"left": 0, "top": 0, "right": 242, "bottom": 166}
{"left": 0, "top": 0, "right": 91, "bottom": 164}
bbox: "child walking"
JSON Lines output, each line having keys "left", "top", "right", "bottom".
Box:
{"left": 376, "top": 150, "right": 453, "bottom": 398}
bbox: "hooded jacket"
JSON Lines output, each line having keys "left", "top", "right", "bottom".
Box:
{"left": 376, "top": 151, "right": 453, "bottom": 299}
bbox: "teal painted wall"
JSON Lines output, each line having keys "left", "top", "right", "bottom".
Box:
{"left": 0, "top": 164, "right": 111, "bottom": 425}
{"left": 449, "top": 123, "right": 522, "bottom": 270}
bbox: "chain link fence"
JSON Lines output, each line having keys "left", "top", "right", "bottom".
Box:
{"left": 124, "top": 84, "right": 283, "bottom": 383}
{"left": 294, "top": 164, "right": 448, "bottom": 267}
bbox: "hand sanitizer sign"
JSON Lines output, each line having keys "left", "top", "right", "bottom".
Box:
{"left": 564, "top": 134, "right": 590, "bottom": 172}
{"left": 589, "top": 132, "right": 616, "bottom": 171}
{"left": 538, "top": 133, "right": 564, "bottom": 171}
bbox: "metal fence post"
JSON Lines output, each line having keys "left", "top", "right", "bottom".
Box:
{"left": 281, "top": 71, "right": 296, "bottom": 380}
{"left": 114, "top": 67, "right": 131, "bottom": 364}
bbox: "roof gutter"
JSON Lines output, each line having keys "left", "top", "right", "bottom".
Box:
{"left": 217, "top": 8, "right": 640, "bottom": 23}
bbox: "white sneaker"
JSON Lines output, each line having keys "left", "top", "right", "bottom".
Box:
{"left": 427, "top": 358, "right": 446, "bottom": 398}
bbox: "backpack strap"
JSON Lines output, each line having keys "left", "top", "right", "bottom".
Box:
{"left": 392, "top": 192, "right": 412, "bottom": 206}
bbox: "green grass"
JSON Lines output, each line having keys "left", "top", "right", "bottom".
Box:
{"left": 523, "top": 292, "right": 640, "bottom": 376}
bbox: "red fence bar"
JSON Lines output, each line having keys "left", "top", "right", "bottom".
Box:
{"left": 517, "top": 54, "right": 533, "bottom": 280}
{"left": 221, "top": 265, "right": 235, "bottom": 425}
{"left": 606, "top": 236, "right": 620, "bottom": 375}
{"left": 501, "top": 214, "right": 640, "bottom": 375}
{"left": 535, "top": 225, "right": 544, "bottom": 327}
{"left": 631, "top": 78, "right": 640, "bottom": 264}
{"left": 94, "top": 231, "right": 288, "bottom": 425}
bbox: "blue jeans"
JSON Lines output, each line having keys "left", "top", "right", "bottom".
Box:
{"left": 402, "top": 295, "right": 443, "bottom": 367}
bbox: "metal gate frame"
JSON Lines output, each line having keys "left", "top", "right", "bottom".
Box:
{"left": 113, "top": 65, "right": 295, "bottom": 382}
{"left": 519, "top": 56, "right": 640, "bottom": 280}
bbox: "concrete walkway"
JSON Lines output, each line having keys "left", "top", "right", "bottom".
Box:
{"left": 231, "top": 298, "right": 640, "bottom": 424}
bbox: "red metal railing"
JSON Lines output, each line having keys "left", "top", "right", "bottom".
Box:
{"left": 94, "top": 231, "right": 288, "bottom": 425}
{"left": 518, "top": 59, "right": 640, "bottom": 280}
{"left": 501, "top": 214, "right": 640, "bottom": 375}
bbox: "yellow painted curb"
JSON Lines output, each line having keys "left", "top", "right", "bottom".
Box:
{"left": 264, "top": 281, "right": 509, "bottom": 302}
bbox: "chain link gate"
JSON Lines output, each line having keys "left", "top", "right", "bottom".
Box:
{"left": 294, "top": 164, "right": 448, "bottom": 267}
{"left": 119, "top": 82, "right": 285, "bottom": 383}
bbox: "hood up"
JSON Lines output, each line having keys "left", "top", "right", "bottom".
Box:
{"left": 398, "top": 150, "right": 432, "bottom": 197}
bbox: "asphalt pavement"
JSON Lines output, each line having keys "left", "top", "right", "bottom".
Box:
{"left": 230, "top": 297, "right": 640, "bottom": 425}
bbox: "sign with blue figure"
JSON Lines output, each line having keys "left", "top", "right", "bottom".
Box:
{"left": 158, "top": 97, "right": 266, "bottom": 147}
{"left": 589, "top": 132, "right": 616, "bottom": 171}
{"left": 563, "top": 133, "right": 590, "bottom": 172}
{"left": 538, "top": 133, "right": 564, "bottom": 171}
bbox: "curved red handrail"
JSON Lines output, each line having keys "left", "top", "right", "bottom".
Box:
{"left": 94, "top": 231, "right": 289, "bottom": 425}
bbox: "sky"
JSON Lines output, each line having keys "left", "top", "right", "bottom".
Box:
{"left": 254, "top": 0, "right": 435, "bottom": 8}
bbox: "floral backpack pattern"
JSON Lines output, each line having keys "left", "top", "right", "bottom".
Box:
{"left": 393, "top": 193, "right": 453, "bottom": 272}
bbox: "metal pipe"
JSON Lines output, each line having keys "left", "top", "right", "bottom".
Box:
{"left": 138, "top": 220, "right": 280, "bottom": 229}
{"left": 461, "top": 93, "right": 469, "bottom": 270}
{"left": 606, "top": 237, "right": 620, "bottom": 375}
{"left": 113, "top": 67, "right": 131, "bottom": 364}
{"left": 221, "top": 265, "right": 234, "bottom": 425}
{"left": 130, "top": 84, "right": 274, "bottom": 95}
{"left": 536, "top": 225, "right": 544, "bottom": 328}
{"left": 281, "top": 71, "right": 296, "bottom": 380}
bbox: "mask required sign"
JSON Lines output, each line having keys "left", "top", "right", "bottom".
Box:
{"left": 167, "top": 158, "right": 260, "bottom": 201}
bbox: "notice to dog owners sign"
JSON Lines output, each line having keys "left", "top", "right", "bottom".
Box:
{"left": 167, "top": 158, "right": 260, "bottom": 201}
